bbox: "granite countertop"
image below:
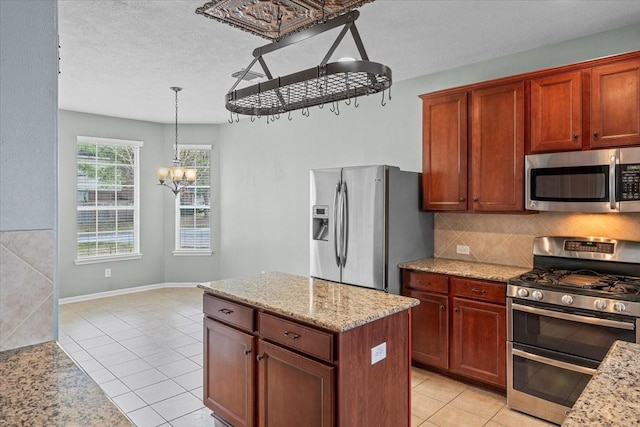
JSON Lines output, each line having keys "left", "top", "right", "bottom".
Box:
{"left": 198, "top": 271, "right": 419, "bottom": 332}
{"left": 562, "top": 340, "right": 640, "bottom": 427}
{"left": 398, "top": 257, "right": 530, "bottom": 282}
{"left": 0, "top": 341, "right": 133, "bottom": 427}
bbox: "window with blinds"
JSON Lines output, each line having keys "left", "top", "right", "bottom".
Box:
{"left": 175, "top": 145, "right": 211, "bottom": 254}
{"left": 76, "top": 136, "right": 142, "bottom": 262}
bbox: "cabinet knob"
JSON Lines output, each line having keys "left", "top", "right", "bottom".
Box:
{"left": 454, "top": 307, "right": 459, "bottom": 313}
{"left": 593, "top": 131, "right": 598, "bottom": 138}
{"left": 256, "top": 354, "right": 265, "bottom": 361}
{"left": 573, "top": 134, "right": 578, "bottom": 140}
{"left": 473, "top": 198, "right": 479, "bottom": 202}
{"left": 440, "top": 305, "right": 445, "bottom": 311}
{"left": 244, "top": 349, "right": 251, "bottom": 355}
{"left": 459, "top": 197, "right": 466, "bottom": 202}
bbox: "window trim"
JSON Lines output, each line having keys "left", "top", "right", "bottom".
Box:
{"left": 174, "top": 144, "right": 212, "bottom": 256}
{"left": 75, "top": 136, "right": 144, "bottom": 263}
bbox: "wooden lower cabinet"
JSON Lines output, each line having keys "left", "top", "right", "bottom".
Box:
{"left": 450, "top": 297, "right": 506, "bottom": 388}
{"left": 203, "top": 293, "right": 411, "bottom": 427}
{"left": 204, "top": 317, "right": 255, "bottom": 427}
{"left": 403, "top": 289, "right": 448, "bottom": 369}
{"left": 402, "top": 270, "right": 507, "bottom": 389}
{"left": 257, "top": 340, "right": 334, "bottom": 427}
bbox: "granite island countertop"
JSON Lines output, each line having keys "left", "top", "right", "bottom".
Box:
{"left": 398, "top": 257, "right": 530, "bottom": 282}
{"left": 0, "top": 341, "right": 132, "bottom": 427}
{"left": 562, "top": 340, "right": 640, "bottom": 427}
{"left": 198, "top": 271, "right": 419, "bottom": 332}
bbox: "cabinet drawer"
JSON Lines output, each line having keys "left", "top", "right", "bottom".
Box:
{"left": 203, "top": 294, "right": 254, "bottom": 332}
{"left": 451, "top": 278, "right": 505, "bottom": 304}
{"left": 403, "top": 271, "right": 448, "bottom": 293}
{"left": 258, "top": 312, "right": 334, "bottom": 362}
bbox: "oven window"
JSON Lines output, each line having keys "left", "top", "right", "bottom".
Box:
{"left": 531, "top": 166, "right": 608, "bottom": 201}
{"left": 513, "top": 353, "right": 591, "bottom": 408}
{"left": 512, "top": 307, "right": 635, "bottom": 361}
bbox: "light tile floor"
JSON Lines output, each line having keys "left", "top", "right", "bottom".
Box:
{"left": 58, "top": 287, "right": 557, "bottom": 427}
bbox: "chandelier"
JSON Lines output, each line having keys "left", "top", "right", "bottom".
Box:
{"left": 155, "top": 87, "right": 197, "bottom": 195}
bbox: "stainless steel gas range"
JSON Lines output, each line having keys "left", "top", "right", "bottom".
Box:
{"left": 506, "top": 236, "right": 640, "bottom": 425}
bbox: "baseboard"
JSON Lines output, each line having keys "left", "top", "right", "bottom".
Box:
{"left": 59, "top": 282, "right": 199, "bottom": 304}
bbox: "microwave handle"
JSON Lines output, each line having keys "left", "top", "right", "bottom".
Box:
{"left": 610, "top": 154, "right": 617, "bottom": 210}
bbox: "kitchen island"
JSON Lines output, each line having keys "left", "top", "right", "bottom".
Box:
{"left": 562, "top": 340, "right": 640, "bottom": 427}
{"left": 0, "top": 341, "right": 132, "bottom": 426}
{"left": 198, "top": 271, "right": 419, "bottom": 427}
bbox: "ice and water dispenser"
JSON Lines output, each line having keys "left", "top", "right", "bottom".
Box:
{"left": 312, "top": 205, "right": 329, "bottom": 241}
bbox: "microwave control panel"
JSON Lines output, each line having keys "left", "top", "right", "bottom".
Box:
{"left": 620, "top": 164, "right": 640, "bottom": 201}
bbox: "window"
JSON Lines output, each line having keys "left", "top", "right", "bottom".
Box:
{"left": 174, "top": 145, "right": 211, "bottom": 255}
{"left": 76, "top": 136, "right": 143, "bottom": 264}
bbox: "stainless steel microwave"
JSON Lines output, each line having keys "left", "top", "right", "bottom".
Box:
{"left": 525, "top": 147, "right": 640, "bottom": 213}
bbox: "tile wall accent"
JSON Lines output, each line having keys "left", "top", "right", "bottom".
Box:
{"left": 434, "top": 212, "right": 640, "bottom": 268}
{"left": 0, "top": 230, "right": 55, "bottom": 351}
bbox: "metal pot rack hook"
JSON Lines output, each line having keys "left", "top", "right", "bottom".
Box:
{"left": 251, "top": 115, "right": 256, "bottom": 123}
{"left": 381, "top": 89, "right": 387, "bottom": 107}
{"left": 228, "top": 111, "right": 233, "bottom": 124}
{"left": 288, "top": 110, "right": 293, "bottom": 121}
{"left": 344, "top": 74, "right": 352, "bottom": 105}
{"left": 354, "top": 96, "right": 359, "bottom": 108}
{"left": 330, "top": 101, "right": 340, "bottom": 116}
{"left": 302, "top": 106, "right": 310, "bottom": 117}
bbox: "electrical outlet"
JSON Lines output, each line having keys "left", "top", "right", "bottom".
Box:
{"left": 105, "top": 268, "right": 111, "bottom": 278}
{"left": 371, "top": 342, "right": 387, "bottom": 365}
{"left": 456, "top": 245, "right": 470, "bottom": 255}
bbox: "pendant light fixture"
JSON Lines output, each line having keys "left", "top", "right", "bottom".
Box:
{"left": 155, "top": 87, "right": 196, "bottom": 195}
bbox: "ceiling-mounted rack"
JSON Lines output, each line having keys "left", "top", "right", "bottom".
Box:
{"left": 224, "top": 10, "right": 392, "bottom": 117}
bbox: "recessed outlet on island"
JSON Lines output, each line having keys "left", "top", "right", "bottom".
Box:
{"left": 456, "top": 245, "right": 470, "bottom": 255}
{"left": 371, "top": 342, "right": 387, "bottom": 365}
{"left": 104, "top": 268, "right": 111, "bottom": 278}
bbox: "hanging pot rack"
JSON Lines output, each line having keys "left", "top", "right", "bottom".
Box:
{"left": 222, "top": 10, "right": 392, "bottom": 117}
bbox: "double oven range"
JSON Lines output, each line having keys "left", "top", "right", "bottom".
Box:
{"left": 507, "top": 236, "right": 640, "bottom": 425}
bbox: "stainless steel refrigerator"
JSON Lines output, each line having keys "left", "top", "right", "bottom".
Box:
{"left": 310, "top": 165, "right": 433, "bottom": 295}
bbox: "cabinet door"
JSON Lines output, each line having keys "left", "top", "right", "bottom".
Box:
{"left": 530, "top": 71, "right": 583, "bottom": 152}
{"left": 257, "top": 340, "right": 334, "bottom": 427}
{"left": 451, "top": 298, "right": 506, "bottom": 388}
{"left": 204, "top": 317, "right": 255, "bottom": 427}
{"left": 590, "top": 58, "right": 640, "bottom": 148}
{"left": 403, "top": 289, "right": 448, "bottom": 369}
{"left": 470, "top": 82, "right": 524, "bottom": 212}
{"left": 421, "top": 92, "right": 468, "bottom": 211}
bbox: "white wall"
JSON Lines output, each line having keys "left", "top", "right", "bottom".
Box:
{"left": 0, "top": 0, "right": 58, "bottom": 351}
{"left": 216, "top": 24, "right": 640, "bottom": 280}
{"left": 57, "top": 111, "right": 219, "bottom": 298}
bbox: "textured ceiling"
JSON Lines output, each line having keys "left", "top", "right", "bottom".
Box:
{"left": 58, "top": 0, "right": 640, "bottom": 124}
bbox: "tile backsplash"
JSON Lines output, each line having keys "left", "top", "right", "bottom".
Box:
{"left": 0, "top": 230, "right": 55, "bottom": 351}
{"left": 434, "top": 212, "right": 640, "bottom": 268}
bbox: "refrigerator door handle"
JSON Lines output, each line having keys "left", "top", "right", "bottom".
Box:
{"left": 333, "top": 181, "right": 341, "bottom": 267}
{"left": 341, "top": 181, "right": 349, "bottom": 267}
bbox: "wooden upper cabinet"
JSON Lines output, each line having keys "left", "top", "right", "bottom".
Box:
{"left": 530, "top": 71, "right": 583, "bottom": 152}
{"left": 420, "top": 92, "right": 468, "bottom": 211}
{"left": 470, "top": 82, "right": 525, "bottom": 212}
{"left": 590, "top": 58, "right": 640, "bottom": 148}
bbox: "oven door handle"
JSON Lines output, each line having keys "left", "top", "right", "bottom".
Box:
{"left": 512, "top": 302, "right": 635, "bottom": 331}
{"left": 511, "top": 347, "right": 597, "bottom": 376}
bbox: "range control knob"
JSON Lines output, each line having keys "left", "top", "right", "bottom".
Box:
{"left": 517, "top": 288, "right": 529, "bottom": 298}
{"left": 531, "top": 290, "right": 543, "bottom": 301}
{"left": 594, "top": 300, "right": 608, "bottom": 310}
{"left": 561, "top": 295, "right": 574, "bottom": 305}
{"left": 613, "top": 302, "right": 626, "bottom": 313}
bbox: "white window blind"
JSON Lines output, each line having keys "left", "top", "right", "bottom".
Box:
{"left": 76, "top": 136, "right": 142, "bottom": 262}
{"left": 175, "top": 145, "right": 211, "bottom": 254}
